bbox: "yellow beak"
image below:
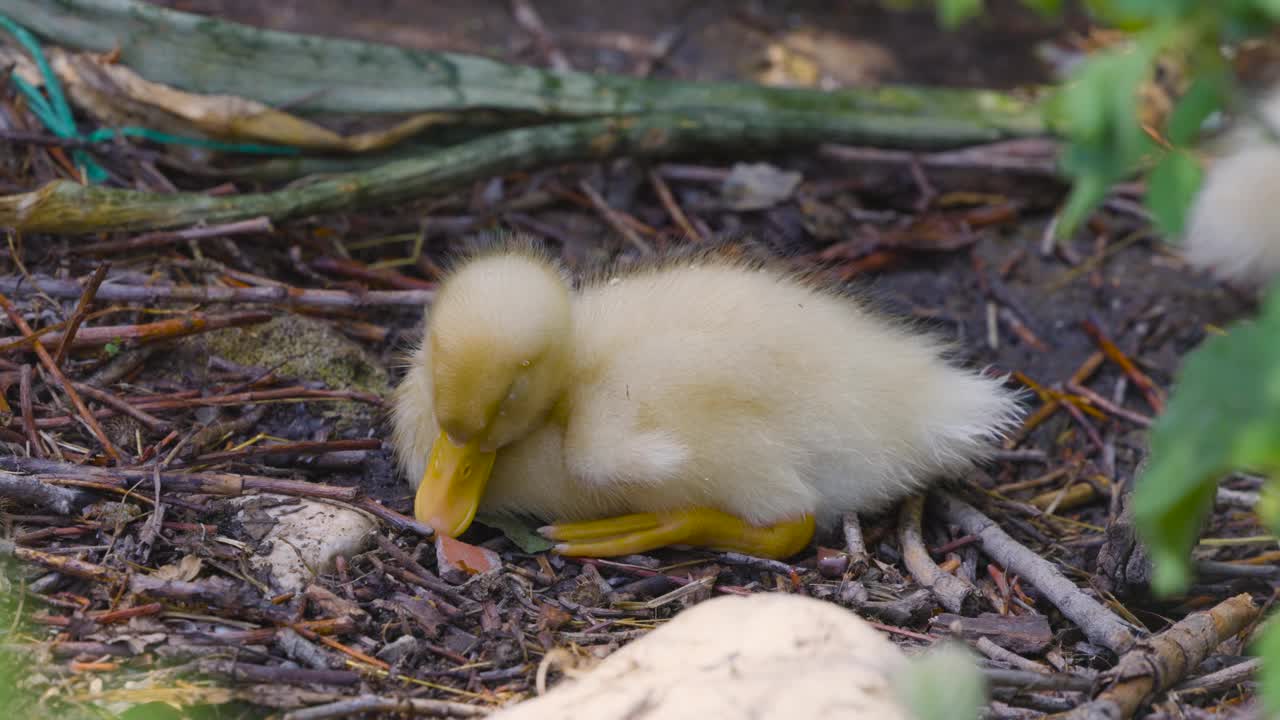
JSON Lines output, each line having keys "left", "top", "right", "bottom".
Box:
{"left": 414, "top": 432, "right": 497, "bottom": 537}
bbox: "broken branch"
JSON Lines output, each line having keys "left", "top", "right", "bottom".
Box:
{"left": 0, "top": 293, "right": 123, "bottom": 462}
{"left": 1063, "top": 593, "right": 1259, "bottom": 719}
{"left": 935, "top": 492, "right": 1139, "bottom": 654}
{"left": 899, "top": 495, "right": 979, "bottom": 614}
{"left": 0, "top": 276, "right": 433, "bottom": 309}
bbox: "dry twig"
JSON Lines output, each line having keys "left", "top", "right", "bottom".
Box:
{"left": 51, "top": 264, "right": 109, "bottom": 367}
{"left": 842, "top": 511, "right": 870, "bottom": 578}
{"left": 0, "top": 312, "right": 272, "bottom": 353}
{"left": 1063, "top": 594, "right": 1259, "bottom": 719}
{"left": 935, "top": 492, "right": 1139, "bottom": 654}
{"left": 282, "top": 694, "right": 489, "bottom": 719}
{"left": 0, "top": 276, "right": 433, "bottom": 309}
{"left": 899, "top": 495, "right": 979, "bottom": 613}
{"left": 0, "top": 293, "right": 123, "bottom": 462}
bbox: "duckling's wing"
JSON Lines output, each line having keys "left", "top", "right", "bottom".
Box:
{"left": 561, "top": 373, "right": 694, "bottom": 488}
{"left": 561, "top": 260, "right": 1020, "bottom": 525}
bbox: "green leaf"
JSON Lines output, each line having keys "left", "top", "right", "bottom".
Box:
{"left": 1019, "top": 0, "right": 1063, "bottom": 17}
{"left": 1088, "top": 0, "right": 1197, "bottom": 25}
{"left": 1055, "top": 173, "right": 1108, "bottom": 241}
{"left": 1260, "top": 481, "right": 1280, "bottom": 536}
{"left": 475, "top": 512, "right": 554, "bottom": 553}
{"left": 937, "top": 0, "right": 983, "bottom": 27}
{"left": 1166, "top": 67, "right": 1228, "bottom": 145}
{"left": 893, "top": 644, "right": 986, "bottom": 720}
{"left": 1083, "top": 0, "right": 1151, "bottom": 29}
{"left": 1050, "top": 36, "right": 1162, "bottom": 238}
{"left": 1253, "top": 615, "right": 1280, "bottom": 718}
{"left": 1253, "top": 0, "right": 1280, "bottom": 21}
{"left": 1135, "top": 285, "right": 1280, "bottom": 595}
{"left": 1145, "top": 149, "right": 1203, "bottom": 236}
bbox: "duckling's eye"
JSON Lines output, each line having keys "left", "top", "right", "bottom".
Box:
{"left": 461, "top": 463, "right": 472, "bottom": 479}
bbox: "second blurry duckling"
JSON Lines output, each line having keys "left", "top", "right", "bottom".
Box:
{"left": 1183, "top": 84, "right": 1280, "bottom": 287}
{"left": 391, "top": 242, "right": 1024, "bottom": 559}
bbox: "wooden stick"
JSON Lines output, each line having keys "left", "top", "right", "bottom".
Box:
{"left": 1065, "top": 381, "right": 1153, "bottom": 428}
{"left": 0, "top": 474, "right": 88, "bottom": 515}
{"left": 1172, "top": 657, "right": 1261, "bottom": 695}
{"left": 841, "top": 512, "right": 871, "bottom": 578}
{"left": 70, "top": 217, "right": 273, "bottom": 255}
{"left": 71, "top": 382, "right": 171, "bottom": 433}
{"left": 0, "top": 275, "right": 433, "bottom": 309}
{"left": 18, "top": 385, "right": 381, "bottom": 431}
{"left": 511, "top": 0, "right": 571, "bottom": 70}
{"left": 648, "top": 168, "right": 703, "bottom": 242}
{"left": 0, "top": 540, "right": 124, "bottom": 583}
{"left": 0, "top": 311, "right": 272, "bottom": 353}
{"left": 0, "top": 293, "right": 122, "bottom": 463}
{"left": 52, "top": 264, "right": 109, "bottom": 367}
{"left": 18, "top": 364, "right": 40, "bottom": 455}
{"left": 577, "top": 180, "right": 653, "bottom": 255}
{"left": 1081, "top": 319, "right": 1165, "bottom": 414}
{"left": 184, "top": 438, "right": 382, "bottom": 466}
{"left": 1063, "top": 594, "right": 1258, "bottom": 719}
{"left": 935, "top": 492, "right": 1138, "bottom": 654}
{"left": 899, "top": 496, "right": 979, "bottom": 613}
{"left": 198, "top": 659, "right": 360, "bottom": 687}
{"left": 0, "top": 455, "right": 433, "bottom": 537}
{"left": 0, "top": 455, "right": 356, "bottom": 501}
{"left": 282, "top": 694, "right": 489, "bottom": 720}
{"left": 310, "top": 257, "right": 434, "bottom": 291}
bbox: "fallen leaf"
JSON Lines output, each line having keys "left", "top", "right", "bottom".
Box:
{"left": 476, "top": 512, "right": 554, "bottom": 553}
{"left": 153, "top": 555, "right": 202, "bottom": 583}
{"left": 755, "top": 29, "right": 898, "bottom": 88}
{"left": 0, "top": 47, "right": 458, "bottom": 153}
{"left": 722, "top": 163, "right": 803, "bottom": 211}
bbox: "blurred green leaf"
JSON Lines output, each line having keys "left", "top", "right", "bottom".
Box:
{"left": 1056, "top": 173, "right": 1108, "bottom": 241}
{"left": 1253, "top": 0, "right": 1280, "bottom": 21}
{"left": 894, "top": 644, "right": 986, "bottom": 720}
{"left": 1051, "top": 36, "right": 1162, "bottom": 238}
{"left": 475, "top": 512, "right": 554, "bottom": 553}
{"left": 1254, "top": 616, "right": 1280, "bottom": 718}
{"left": 1134, "top": 286, "right": 1280, "bottom": 595}
{"left": 1260, "top": 481, "right": 1280, "bottom": 535}
{"left": 937, "top": 0, "right": 983, "bottom": 26}
{"left": 1019, "top": 0, "right": 1063, "bottom": 17}
{"left": 1083, "top": 0, "right": 1153, "bottom": 29}
{"left": 1166, "top": 65, "right": 1229, "bottom": 145}
{"left": 1146, "top": 149, "right": 1203, "bottom": 236}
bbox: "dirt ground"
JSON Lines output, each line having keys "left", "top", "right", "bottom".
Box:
{"left": 0, "top": 1, "right": 1270, "bottom": 719}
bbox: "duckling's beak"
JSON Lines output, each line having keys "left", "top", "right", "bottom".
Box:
{"left": 415, "top": 432, "right": 497, "bottom": 537}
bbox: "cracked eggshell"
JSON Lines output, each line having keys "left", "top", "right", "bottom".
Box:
{"left": 232, "top": 495, "right": 376, "bottom": 593}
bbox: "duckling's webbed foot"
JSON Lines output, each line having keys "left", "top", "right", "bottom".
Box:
{"left": 538, "top": 508, "right": 815, "bottom": 559}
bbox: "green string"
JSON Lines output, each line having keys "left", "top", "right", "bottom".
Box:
{"left": 0, "top": 13, "right": 106, "bottom": 181}
{"left": 86, "top": 127, "right": 300, "bottom": 156}
{"left": 0, "top": 14, "right": 299, "bottom": 184}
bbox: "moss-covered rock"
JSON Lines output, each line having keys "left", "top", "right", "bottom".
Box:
{"left": 205, "top": 314, "right": 389, "bottom": 432}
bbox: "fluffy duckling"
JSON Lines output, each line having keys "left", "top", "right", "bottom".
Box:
{"left": 391, "top": 241, "right": 1024, "bottom": 559}
{"left": 1182, "top": 84, "right": 1280, "bottom": 287}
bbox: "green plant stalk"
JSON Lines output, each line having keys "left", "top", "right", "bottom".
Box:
{"left": 5, "top": 0, "right": 1044, "bottom": 136}
{"left": 0, "top": 110, "right": 1046, "bottom": 234}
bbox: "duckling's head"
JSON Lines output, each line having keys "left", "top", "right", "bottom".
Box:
{"left": 413, "top": 250, "right": 573, "bottom": 536}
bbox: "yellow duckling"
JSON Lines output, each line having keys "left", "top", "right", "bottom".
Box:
{"left": 391, "top": 241, "right": 1023, "bottom": 559}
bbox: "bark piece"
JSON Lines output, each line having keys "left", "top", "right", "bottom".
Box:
{"left": 932, "top": 612, "right": 1053, "bottom": 655}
